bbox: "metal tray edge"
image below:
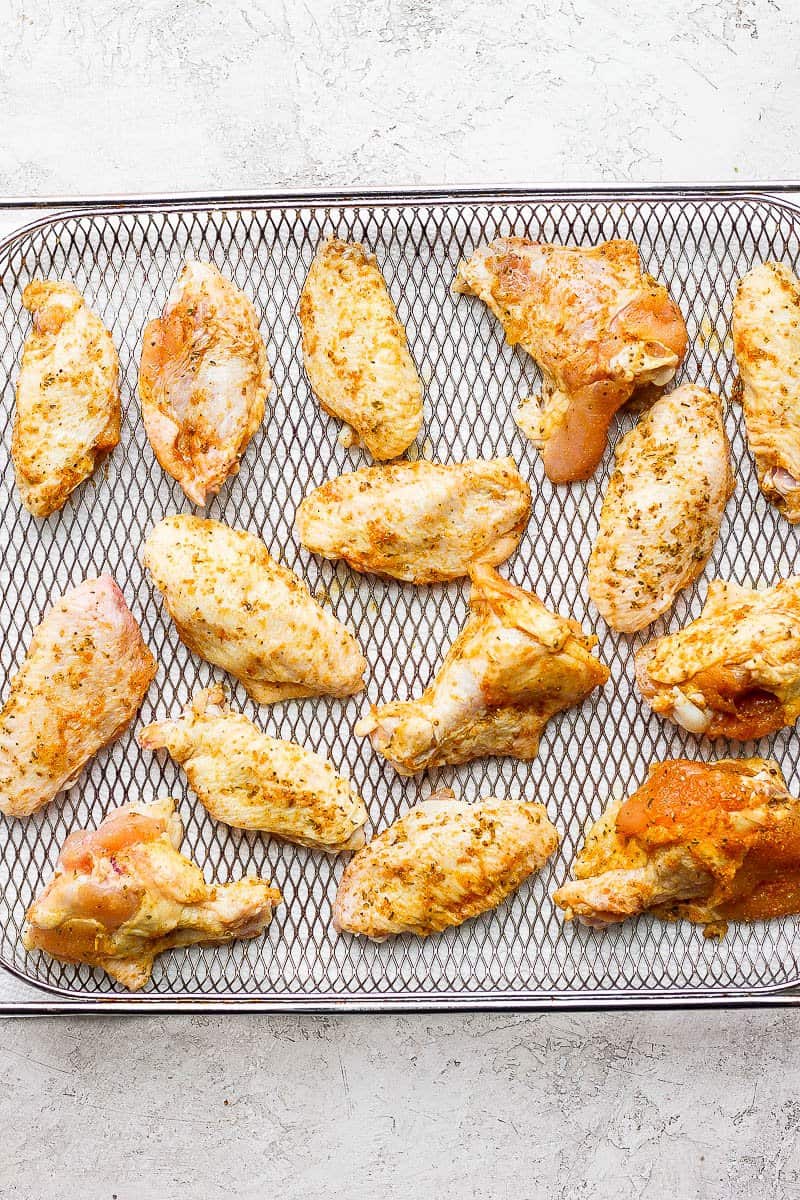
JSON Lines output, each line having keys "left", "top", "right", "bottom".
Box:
{"left": 2, "top": 182, "right": 800, "bottom": 1013}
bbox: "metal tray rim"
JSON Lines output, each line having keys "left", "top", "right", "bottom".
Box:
{"left": 2, "top": 180, "right": 800, "bottom": 211}
{"left": 2, "top": 183, "right": 800, "bottom": 1013}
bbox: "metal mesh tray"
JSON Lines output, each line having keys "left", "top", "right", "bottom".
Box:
{"left": 1, "top": 187, "right": 800, "bottom": 1012}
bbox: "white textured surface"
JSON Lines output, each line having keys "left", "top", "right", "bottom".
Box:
{"left": 1, "top": 1, "right": 800, "bottom": 1197}
{"left": 1, "top": 1011, "right": 799, "bottom": 1200}
{"left": 1, "top": 0, "right": 799, "bottom": 193}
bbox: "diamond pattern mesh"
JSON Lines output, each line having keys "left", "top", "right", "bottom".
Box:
{"left": 1, "top": 192, "right": 799, "bottom": 1007}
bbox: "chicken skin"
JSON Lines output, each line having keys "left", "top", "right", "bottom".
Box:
{"left": 333, "top": 788, "right": 559, "bottom": 939}
{"left": 553, "top": 758, "right": 800, "bottom": 933}
{"left": 23, "top": 796, "right": 281, "bottom": 990}
{"left": 0, "top": 576, "right": 156, "bottom": 818}
{"left": 139, "top": 686, "right": 368, "bottom": 851}
{"left": 299, "top": 237, "right": 423, "bottom": 460}
{"left": 12, "top": 280, "right": 120, "bottom": 516}
{"left": 356, "top": 565, "right": 609, "bottom": 774}
{"left": 142, "top": 515, "right": 366, "bottom": 704}
{"left": 453, "top": 238, "right": 687, "bottom": 482}
{"left": 295, "top": 457, "right": 531, "bottom": 583}
{"left": 636, "top": 577, "right": 800, "bottom": 741}
{"left": 588, "top": 385, "right": 733, "bottom": 633}
{"left": 138, "top": 260, "right": 270, "bottom": 505}
{"left": 733, "top": 261, "right": 800, "bottom": 522}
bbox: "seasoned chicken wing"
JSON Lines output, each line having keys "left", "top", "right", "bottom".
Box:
{"left": 453, "top": 238, "right": 687, "bottom": 482}
{"left": 733, "top": 261, "right": 800, "bottom": 522}
{"left": 138, "top": 260, "right": 270, "bottom": 505}
{"left": 0, "top": 576, "right": 156, "bottom": 818}
{"left": 356, "top": 565, "right": 609, "bottom": 774}
{"left": 553, "top": 758, "right": 800, "bottom": 932}
{"left": 23, "top": 796, "right": 281, "bottom": 990}
{"left": 636, "top": 577, "right": 800, "bottom": 740}
{"left": 299, "top": 237, "right": 423, "bottom": 460}
{"left": 333, "top": 787, "right": 559, "bottom": 939}
{"left": 139, "top": 686, "right": 367, "bottom": 851}
{"left": 295, "top": 457, "right": 531, "bottom": 583}
{"left": 12, "top": 280, "right": 120, "bottom": 516}
{"left": 588, "top": 385, "right": 733, "bottom": 633}
{"left": 142, "top": 515, "right": 366, "bottom": 704}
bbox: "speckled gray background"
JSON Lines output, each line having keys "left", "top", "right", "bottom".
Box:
{"left": 2, "top": 2, "right": 800, "bottom": 1197}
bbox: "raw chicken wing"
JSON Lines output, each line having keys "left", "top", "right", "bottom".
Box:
{"left": 139, "top": 686, "right": 367, "bottom": 851}
{"left": 295, "top": 457, "right": 531, "bottom": 582}
{"left": 299, "top": 237, "right": 423, "bottom": 459}
{"left": 142, "top": 515, "right": 366, "bottom": 704}
{"left": 13, "top": 280, "right": 120, "bottom": 516}
{"left": 139, "top": 260, "right": 270, "bottom": 505}
{"left": 636, "top": 577, "right": 800, "bottom": 740}
{"left": 356, "top": 565, "right": 609, "bottom": 773}
{"left": 588, "top": 384, "right": 733, "bottom": 633}
{"left": 23, "top": 796, "right": 281, "bottom": 990}
{"left": 333, "top": 787, "right": 559, "bottom": 939}
{"left": 553, "top": 758, "right": 800, "bottom": 932}
{"left": 453, "top": 238, "right": 687, "bottom": 481}
{"left": 0, "top": 576, "right": 156, "bottom": 817}
{"left": 733, "top": 261, "right": 800, "bottom": 522}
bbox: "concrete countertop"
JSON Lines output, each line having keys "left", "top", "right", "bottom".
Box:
{"left": 1, "top": 2, "right": 799, "bottom": 1197}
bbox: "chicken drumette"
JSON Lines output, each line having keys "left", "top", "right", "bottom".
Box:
{"left": 356, "top": 565, "right": 608, "bottom": 773}
{"left": 636, "top": 576, "right": 800, "bottom": 740}
{"left": 553, "top": 758, "right": 800, "bottom": 932}
{"left": 453, "top": 237, "right": 687, "bottom": 482}
{"left": 23, "top": 796, "right": 281, "bottom": 990}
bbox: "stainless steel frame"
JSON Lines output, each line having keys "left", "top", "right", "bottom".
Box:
{"left": 2, "top": 185, "right": 800, "bottom": 1013}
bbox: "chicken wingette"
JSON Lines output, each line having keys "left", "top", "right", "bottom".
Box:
{"left": 12, "top": 280, "right": 120, "bottom": 516}
{"left": 0, "top": 576, "right": 156, "bottom": 818}
{"left": 356, "top": 565, "right": 609, "bottom": 773}
{"left": 453, "top": 237, "right": 687, "bottom": 482}
{"left": 299, "top": 237, "right": 423, "bottom": 460}
{"left": 23, "top": 796, "right": 281, "bottom": 990}
{"left": 142, "top": 515, "right": 366, "bottom": 704}
{"left": 588, "top": 384, "right": 733, "bottom": 633}
{"left": 733, "top": 261, "right": 800, "bottom": 522}
{"left": 553, "top": 758, "right": 800, "bottom": 933}
{"left": 139, "top": 686, "right": 368, "bottom": 851}
{"left": 333, "top": 788, "right": 559, "bottom": 939}
{"left": 138, "top": 260, "right": 270, "bottom": 505}
{"left": 295, "top": 457, "right": 531, "bottom": 583}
